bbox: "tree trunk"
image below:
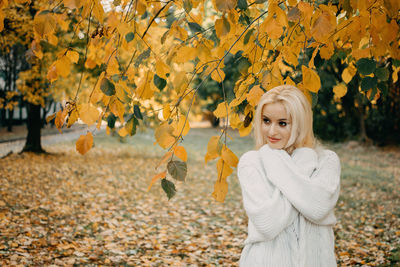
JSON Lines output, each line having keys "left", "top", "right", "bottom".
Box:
{"left": 7, "top": 109, "right": 13, "bottom": 132}
{"left": 22, "top": 102, "right": 45, "bottom": 153}
{"left": 357, "top": 100, "right": 372, "bottom": 145}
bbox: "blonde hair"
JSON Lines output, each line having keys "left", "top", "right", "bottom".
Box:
{"left": 253, "top": 85, "right": 316, "bottom": 153}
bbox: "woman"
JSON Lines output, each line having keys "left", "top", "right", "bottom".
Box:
{"left": 237, "top": 85, "right": 341, "bottom": 266}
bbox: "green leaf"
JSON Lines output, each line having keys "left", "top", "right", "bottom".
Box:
{"left": 134, "top": 105, "right": 143, "bottom": 120}
{"left": 239, "top": 13, "right": 251, "bottom": 25}
{"left": 361, "top": 76, "right": 377, "bottom": 92}
{"left": 167, "top": 161, "right": 187, "bottom": 181}
{"left": 126, "top": 115, "right": 139, "bottom": 136}
{"left": 243, "top": 28, "right": 255, "bottom": 45}
{"left": 134, "top": 49, "right": 150, "bottom": 67}
{"left": 161, "top": 30, "right": 169, "bottom": 44}
{"left": 154, "top": 74, "right": 167, "bottom": 90}
{"left": 378, "top": 82, "right": 388, "bottom": 97}
{"left": 100, "top": 78, "right": 116, "bottom": 96}
{"left": 243, "top": 111, "right": 253, "bottom": 127}
{"left": 356, "top": 58, "right": 376, "bottom": 75}
{"left": 237, "top": 0, "right": 248, "bottom": 10}
{"left": 188, "top": 22, "right": 203, "bottom": 33}
{"left": 393, "top": 59, "right": 400, "bottom": 67}
{"left": 125, "top": 32, "right": 134, "bottom": 42}
{"left": 161, "top": 178, "right": 176, "bottom": 200}
{"left": 107, "top": 114, "right": 116, "bottom": 128}
{"left": 183, "top": 0, "right": 193, "bottom": 13}
{"left": 375, "top": 67, "right": 389, "bottom": 81}
{"left": 368, "top": 87, "right": 378, "bottom": 101}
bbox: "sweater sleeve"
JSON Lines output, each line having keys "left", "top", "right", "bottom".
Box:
{"left": 237, "top": 151, "right": 299, "bottom": 240}
{"left": 259, "top": 145, "right": 341, "bottom": 225}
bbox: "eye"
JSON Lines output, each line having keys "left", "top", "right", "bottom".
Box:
{"left": 279, "top": 121, "right": 287, "bottom": 126}
{"left": 263, "top": 118, "right": 270, "bottom": 124}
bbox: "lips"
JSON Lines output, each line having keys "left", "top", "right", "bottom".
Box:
{"left": 268, "top": 137, "right": 281, "bottom": 143}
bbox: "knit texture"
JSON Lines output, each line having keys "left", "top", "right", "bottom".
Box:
{"left": 237, "top": 144, "right": 341, "bottom": 267}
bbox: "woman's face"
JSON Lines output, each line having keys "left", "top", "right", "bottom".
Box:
{"left": 261, "top": 102, "right": 292, "bottom": 150}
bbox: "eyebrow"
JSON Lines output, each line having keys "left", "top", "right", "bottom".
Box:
{"left": 262, "top": 115, "right": 289, "bottom": 121}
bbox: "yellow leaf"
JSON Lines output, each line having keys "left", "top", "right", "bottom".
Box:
{"left": 136, "top": 72, "right": 155, "bottom": 99}
{"left": 320, "top": 43, "right": 334, "bottom": 59}
{"left": 213, "top": 102, "right": 228, "bottom": 118}
{"left": 175, "top": 46, "right": 196, "bottom": 63}
{"left": 163, "top": 104, "right": 171, "bottom": 120}
{"left": 67, "top": 109, "right": 79, "bottom": 128}
{"left": 308, "top": 48, "right": 319, "bottom": 69}
{"left": 136, "top": 0, "right": 147, "bottom": 15}
{"left": 217, "top": 158, "right": 233, "bottom": 179}
{"left": 106, "top": 56, "right": 119, "bottom": 75}
{"left": 215, "top": 16, "right": 230, "bottom": 39}
{"left": 239, "top": 123, "right": 252, "bottom": 137}
{"left": 66, "top": 50, "right": 79, "bottom": 63}
{"left": 302, "top": 65, "right": 321, "bottom": 93}
{"left": 333, "top": 83, "right": 347, "bottom": 99}
{"left": 342, "top": 64, "right": 357, "bottom": 84}
{"left": 156, "top": 60, "right": 170, "bottom": 79}
{"left": 261, "top": 16, "right": 283, "bottom": 39}
{"left": 147, "top": 171, "right": 167, "bottom": 192}
{"left": 46, "top": 113, "right": 56, "bottom": 124}
{"left": 109, "top": 98, "right": 125, "bottom": 123}
{"left": 55, "top": 109, "right": 67, "bottom": 132}
{"left": 96, "top": 112, "right": 103, "bottom": 130}
{"left": 212, "top": 178, "right": 228, "bottom": 203}
{"left": 229, "top": 112, "right": 241, "bottom": 129}
{"left": 392, "top": 66, "right": 400, "bottom": 83}
{"left": 92, "top": 0, "right": 104, "bottom": 23}
{"left": 211, "top": 69, "right": 225, "bottom": 83}
{"left": 0, "top": 12, "right": 4, "bottom": 32}
{"left": 33, "top": 14, "right": 56, "bottom": 37}
{"left": 47, "top": 34, "right": 58, "bottom": 46}
{"left": 213, "top": 0, "right": 236, "bottom": 12}
{"left": 174, "top": 146, "right": 187, "bottom": 162}
{"left": 76, "top": 132, "right": 93, "bottom": 155}
{"left": 172, "top": 116, "right": 190, "bottom": 137}
{"left": 118, "top": 127, "right": 128, "bottom": 137}
{"left": 246, "top": 85, "right": 264, "bottom": 106}
{"left": 205, "top": 136, "right": 221, "bottom": 164}
{"left": 311, "top": 11, "right": 334, "bottom": 41}
{"left": 55, "top": 56, "right": 71, "bottom": 78}
{"left": 63, "top": 0, "right": 82, "bottom": 9}
{"left": 79, "top": 103, "right": 99, "bottom": 126}
{"left": 155, "top": 123, "right": 176, "bottom": 149}
{"left": 156, "top": 151, "right": 173, "bottom": 169}
{"left": 221, "top": 146, "right": 238, "bottom": 167}
{"left": 115, "top": 83, "right": 127, "bottom": 102}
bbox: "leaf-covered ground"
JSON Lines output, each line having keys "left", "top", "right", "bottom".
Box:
{"left": 0, "top": 128, "right": 399, "bottom": 266}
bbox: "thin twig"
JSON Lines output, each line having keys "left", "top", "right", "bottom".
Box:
{"left": 74, "top": 4, "right": 93, "bottom": 101}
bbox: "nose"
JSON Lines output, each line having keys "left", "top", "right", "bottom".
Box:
{"left": 269, "top": 123, "right": 277, "bottom": 135}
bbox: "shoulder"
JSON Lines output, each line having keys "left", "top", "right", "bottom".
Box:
{"left": 319, "top": 149, "right": 340, "bottom": 160}
{"left": 317, "top": 149, "right": 341, "bottom": 169}
{"left": 238, "top": 150, "right": 259, "bottom": 167}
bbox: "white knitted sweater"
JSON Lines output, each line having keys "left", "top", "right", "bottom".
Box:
{"left": 237, "top": 144, "right": 341, "bottom": 267}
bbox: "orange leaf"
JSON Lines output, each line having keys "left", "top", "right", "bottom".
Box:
{"left": 212, "top": 178, "right": 228, "bottom": 203}
{"left": 174, "top": 146, "right": 187, "bottom": 162}
{"left": 156, "top": 151, "right": 173, "bottom": 169}
{"left": 76, "top": 132, "right": 93, "bottom": 155}
{"left": 147, "top": 171, "right": 167, "bottom": 192}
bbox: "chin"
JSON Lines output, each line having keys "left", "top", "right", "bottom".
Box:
{"left": 267, "top": 143, "right": 285, "bottom": 150}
